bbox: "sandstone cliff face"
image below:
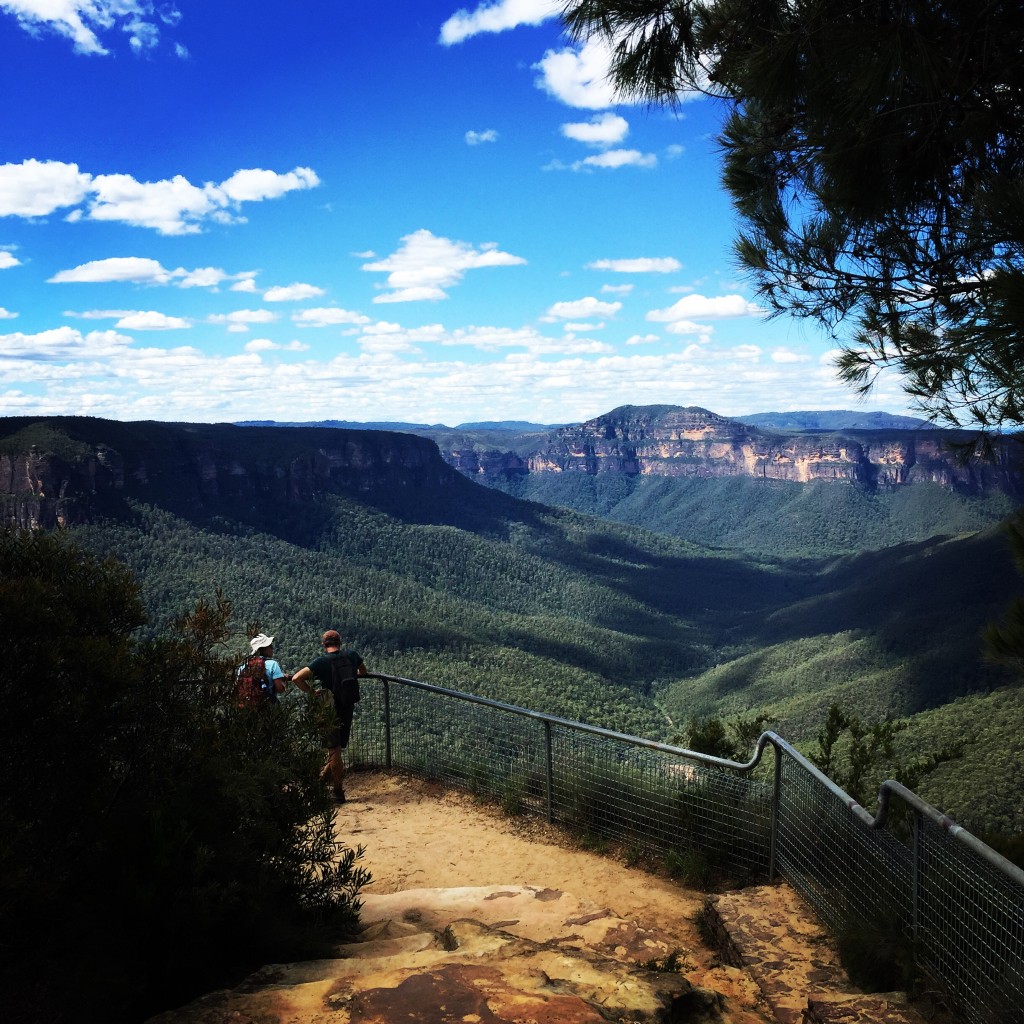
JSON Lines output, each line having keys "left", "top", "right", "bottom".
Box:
{"left": 0, "top": 420, "right": 458, "bottom": 529}
{"left": 445, "top": 406, "right": 1024, "bottom": 496}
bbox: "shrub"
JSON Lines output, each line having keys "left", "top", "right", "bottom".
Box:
{"left": 0, "top": 529, "right": 369, "bottom": 1024}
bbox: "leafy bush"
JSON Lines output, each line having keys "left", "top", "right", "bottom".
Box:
{"left": 0, "top": 529, "right": 369, "bottom": 1024}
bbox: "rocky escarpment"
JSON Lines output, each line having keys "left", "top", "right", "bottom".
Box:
{"left": 446, "top": 405, "right": 1024, "bottom": 496}
{"left": 0, "top": 418, "right": 459, "bottom": 529}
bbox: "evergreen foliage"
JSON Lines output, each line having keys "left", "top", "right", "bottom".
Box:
{"left": 562, "top": 0, "right": 1024, "bottom": 432}
{"left": 0, "top": 529, "right": 370, "bottom": 1024}
{"left": 495, "top": 471, "right": 1017, "bottom": 557}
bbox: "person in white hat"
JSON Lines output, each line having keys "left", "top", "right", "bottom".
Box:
{"left": 236, "top": 633, "right": 290, "bottom": 705}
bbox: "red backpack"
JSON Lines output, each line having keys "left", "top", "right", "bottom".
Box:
{"left": 236, "top": 655, "right": 271, "bottom": 708}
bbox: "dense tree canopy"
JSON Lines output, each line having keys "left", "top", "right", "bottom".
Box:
{"left": 0, "top": 529, "right": 369, "bottom": 1024}
{"left": 563, "top": 0, "right": 1024, "bottom": 430}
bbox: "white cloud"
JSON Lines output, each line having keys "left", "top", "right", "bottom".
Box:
{"left": 244, "top": 338, "right": 309, "bottom": 353}
{"left": 771, "top": 349, "right": 810, "bottom": 364}
{"left": 562, "top": 322, "right": 603, "bottom": 332}
{"left": 263, "top": 283, "right": 326, "bottom": 302}
{"left": 661, "top": 319, "right": 713, "bottom": 337}
{"left": 63, "top": 309, "right": 133, "bottom": 320}
{"left": 0, "top": 307, "right": 17, "bottom": 319}
{"left": 534, "top": 35, "right": 705, "bottom": 111}
{"left": 534, "top": 36, "right": 623, "bottom": 110}
{"left": 0, "top": 251, "right": 21, "bottom": 269}
{"left": 601, "top": 283, "right": 634, "bottom": 295}
{"left": 231, "top": 275, "right": 258, "bottom": 293}
{"left": 0, "top": 159, "right": 319, "bottom": 234}
{"left": 363, "top": 229, "right": 526, "bottom": 303}
{"left": 176, "top": 267, "right": 231, "bottom": 288}
{"left": 0, "top": 1, "right": 177, "bottom": 56}
{"left": 208, "top": 310, "right": 278, "bottom": 332}
{"left": 0, "top": 159, "right": 92, "bottom": 216}
{"left": 0, "top": 325, "right": 134, "bottom": 359}
{"left": 732, "top": 344, "right": 763, "bottom": 361}
{"left": 589, "top": 258, "right": 682, "bottom": 274}
{"left": 626, "top": 334, "right": 660, "bottom": 345}
{"left": 439, "top": 0, "right": 559, "bottom": 45}
{"left": 219, "top": 166, "right": 320, "bottom": 202}
{"left": 577, "top": 149, "right": 657, "bottom": 170}
{"left": 542, "top": 296, "right": 622, "bottom": 320}
{"left": 465, "top": 129, "right": 498, "bottom": 145}
{"left": 561, "top": 113, "right": 629, "bottom": 146}
{"left": 291, "top": 307, "right": 371, "bottom": 328}
{"left": 114, "top": 311, "right": 191, "bottom": 330}
{"left": 49, "top": 257, "right": 255, "bottom": 291}
{"left": 647, "top": 293, "right": 765, "bottom": 323}
{"left": 50, "top": 257, "right": 174, "bottom": 285}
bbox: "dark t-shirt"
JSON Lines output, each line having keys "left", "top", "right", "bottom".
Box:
{"left": 308, "top": 649, "right": 364, "bottom": 715}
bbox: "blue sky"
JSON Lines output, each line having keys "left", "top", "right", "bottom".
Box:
{"left": 0, "top": 0, "right": 913, "bottom": 426}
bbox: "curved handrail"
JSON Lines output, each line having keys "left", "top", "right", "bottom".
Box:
{"left": 364, "top": 674, "right": 1024, "bottom": 889}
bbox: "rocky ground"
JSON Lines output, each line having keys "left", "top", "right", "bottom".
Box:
{"left": 149, "top": 770, "right": 930, "bottom": 1024}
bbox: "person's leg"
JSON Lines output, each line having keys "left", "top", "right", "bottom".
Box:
{"left": 328, "top": 704, "right": 355, "bottom": 802}
{"left": 326, "top": 745, "right": 346, "bottom": 801}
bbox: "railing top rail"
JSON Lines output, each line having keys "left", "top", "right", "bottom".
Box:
{"left": 366, "top": 673, "right": 770, "bottom": 773}
{"left": 760, "top": 732, "right": 1024, "bottom": 889}
{"left": 368, "top": 674, "right": 1024, "bottom": 891}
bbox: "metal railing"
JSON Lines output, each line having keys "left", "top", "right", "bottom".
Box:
{"left": 348, "top": 673, "right": 1024, "bottom": 1024}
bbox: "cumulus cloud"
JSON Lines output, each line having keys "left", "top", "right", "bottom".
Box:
{"left": 0, "top": 159, "right": 92, "bottom": 216}
{"left": 0, "top": 0, "right": 180, "bottom": 56}
{"left": 49, "top": 256, "right": 252, "bottom": 290}
{"left": 244, "top": 338, "right": 309, "bottom": 353}
{"left": 50, "top": 257, "right": 175, "bottom": 285}
{"left": 465, "top": 129, "right": 498, "bottom": 145}
{"left": 363, "top": 229, "right": 526, "bottom": 303}
{"left": 542, "top": 296, "right": 622, "bottom": 321}
{"left": 577, "top": 149, "right": 657, "bottom": 170}
{"left": 291, "top": 307, "right": 371, "bottom": 328}
{"left": 0, "top": 325, "right": 134, "bottom": 359}
{"left": 647, "top": 293, "right": 764, "bottom": 325}
{"left": 0, "top": 251, "right": 22, "bottom": 270}
{"left": 0, "top": 159, "right": 319, "bottom": 235}
{"left": 207, "top": 310, "right": 278, "bottom": 332}
{"left": 771, "top": 349, "right": 810, "bottom": 364}
{"left": 561, "top": 113, "right": 629, "bottom": 146}
{"left": 114, "top": 311, "right": 191, "bottom": 330}
{"left": 535, "top": 35, "right": 705, "bottom": 110}
{"left": 626, "top": 334, "right": 660, "bottom": 345}
{"left": 589, "top": 257, "right": 682, "bottom": 274}
{"left": 534, "top": 36, "right": 623, "bottom": 110}
{"left": 439, "top": 0, "right": 559, "bottom": 45}
{"left": 0, "top": 307, "right": 17, "bottom": 319}
{"left": 601, "top": 283, "right": 634, "bottom": 295}
{"left": 231, "top": 275, "right": 259, "bottom": 293}
{"left": 658, "top": 319, "right": 712, "bottom": 337}
{"left": 263, "top": 283, "right": 325, "bottom": 302}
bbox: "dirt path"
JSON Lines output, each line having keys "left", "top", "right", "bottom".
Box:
{"left": 339, "top": 767, "right": 766, "bottom": 1014}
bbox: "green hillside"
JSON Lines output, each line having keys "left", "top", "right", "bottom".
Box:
{"left": 4, "top": 416, "right": 1022, "bottom": 833}
{"left": 495, "top": 472, "right": 1017, "bottom": 557}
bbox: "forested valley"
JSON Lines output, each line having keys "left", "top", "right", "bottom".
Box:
{"left": 4, "top": 416, "right": 1023, "bottom": 836}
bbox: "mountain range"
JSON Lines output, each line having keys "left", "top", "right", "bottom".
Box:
{"left": 2, "top": 411, "right": 1022, "bottom": 835}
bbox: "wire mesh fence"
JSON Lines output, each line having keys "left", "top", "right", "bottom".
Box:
{"left": 347, "top": 674, "right": 1024, "bottom": 1024}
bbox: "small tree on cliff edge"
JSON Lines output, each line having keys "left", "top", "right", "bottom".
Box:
{"left": 561, "top": 0, "right": 1024, "bottom": 433}
{"left": 0, "top": 528, "right": 370, "bottom": 1024}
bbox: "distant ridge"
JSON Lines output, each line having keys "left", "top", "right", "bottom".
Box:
{"left": 739, "top": 410, "right": 936, "bottom": 431}
{"left": 236, "top": 419, "right": 560, "bottom": 432}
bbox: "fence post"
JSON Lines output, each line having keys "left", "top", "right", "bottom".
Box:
{"left": 383, "top": 678, "right": 392, "bottom": 770}
{"left": 769, "top": 740, "right": 782, "bottom": 880}
{"left": 544, "top": 719, "right": 553, "bottom": 824}
{"left": 911, "top": 808, "right": 922, "bottom": 947}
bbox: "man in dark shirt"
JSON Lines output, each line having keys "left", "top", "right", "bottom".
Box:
{"left": 292, "top": 629, "right": 368, "bottom": 804}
